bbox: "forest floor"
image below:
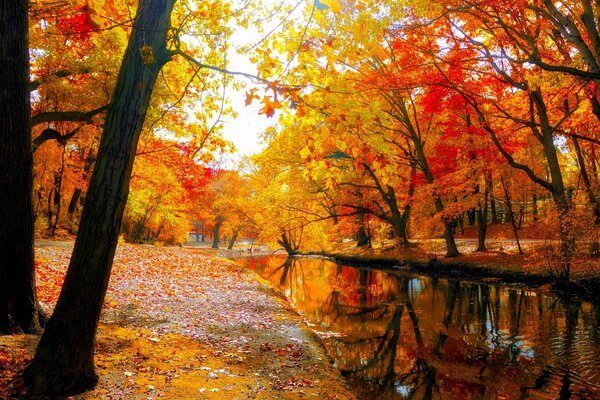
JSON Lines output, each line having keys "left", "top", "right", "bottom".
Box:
{"left": 0, "top": 242, "right": 356, "bottom": 400}
{"left": 2, "top": 224, "right": 599, "bottom": 398}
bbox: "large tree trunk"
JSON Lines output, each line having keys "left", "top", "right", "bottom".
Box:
{"left": 0, "top": 0, "right": 42, "bottom": 334}
{"left": 437, "top": 196, "right": 460, "bottom": 258}
{"left": 362, "top": 164, "right": 413, "bottom": 247}
{"left": 25, "top": 0, "right": 175, "bottom": 395}
{"left": 278, "top": 232, "right": 299, "bottom": 255}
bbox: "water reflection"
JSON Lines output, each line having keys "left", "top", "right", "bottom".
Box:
{"left": 238, "top": 256, "right": 600, "bottom": 399}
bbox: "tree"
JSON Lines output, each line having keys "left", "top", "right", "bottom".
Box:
{"left": 25, "top": 0, "right": 177, "bottom": 394}
{"left": 25, "top": 0, "right": 269, "bottom": 392}
{"left": 0, "top": 0, "right": 43, "bottom": 334}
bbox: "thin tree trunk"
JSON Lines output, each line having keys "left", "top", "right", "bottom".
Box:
{"left": 573, "top": 136, "right": 600, "bottom": 223}
{"left": 476, "top": 178, "right": 490, "bottom": 252}
{"left": 68, "top": 148, "right": 96, "bottom": 217}
{"left": 0, "top": 0, "right": 42, "bottom": 334}
{"left": 25, "top": 0, "right": 175, "bottom": 395}
{"left": 355, "top": 211, "right": 370, "bottom": 247}
{"left": 50, "top": 147, "right": 66, "bottom": 237}
{"left": 500, "top": 176, "right": 523, "bottom": 255}
{"left": 412, "top": 131, "right": 459, "bottom": 257}
{"left": 491, "top": 197, "right": 499, "bottom": 224}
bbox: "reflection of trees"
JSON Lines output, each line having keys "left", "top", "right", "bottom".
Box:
{"left": 336, "top": 276, "right": 440, "bottom": 398}
{"left": 267, "top": 257, "right": 311, "bottom": 303}
{"left": 244, "top": 256, "right": 600, "bottom": 399}
{"left": 334, "top": 275, "right": 597, "bottom": 399}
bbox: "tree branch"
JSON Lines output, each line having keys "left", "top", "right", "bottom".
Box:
{"left": 31, "top": 105, "right": 108, "bottom": 127}
{"left": 33, "top": 127, "right": 81, "bottom": 152}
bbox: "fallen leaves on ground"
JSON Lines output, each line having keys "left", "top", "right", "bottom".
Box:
{"left": 0, "top": 242, "right": 356, "bottom": 400}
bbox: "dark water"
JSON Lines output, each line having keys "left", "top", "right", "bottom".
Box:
{"left": 236, "top": 255, "right": 600, "bottom": 400}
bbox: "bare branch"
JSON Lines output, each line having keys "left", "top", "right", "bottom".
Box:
{"left": 31, "top": 105, "right": 108, "bottom": 127}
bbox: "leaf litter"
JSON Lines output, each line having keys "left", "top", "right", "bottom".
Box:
{"left": 0, "top": 242, "right": 356, "bottom": 399}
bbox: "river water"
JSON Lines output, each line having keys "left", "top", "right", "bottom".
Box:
{"left": 235, "top": 255, "right": 600, "bottom": 400}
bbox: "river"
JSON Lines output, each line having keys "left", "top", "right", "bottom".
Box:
{"left": 234, "top": 255, "right": 600, "bottom": 400}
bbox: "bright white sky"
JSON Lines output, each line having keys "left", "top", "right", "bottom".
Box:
{"left": 220, "top": 92, "right": 271, "bottom": 157}
{"left": 218, "top": 0, "right": 286, "bottom": 160}
{"left": 218, "top": 52, "right": 272, "bottom": 158}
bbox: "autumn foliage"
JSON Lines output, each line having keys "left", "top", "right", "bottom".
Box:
{"left": 27, "top": 0, "right": 599, "bottom": 263}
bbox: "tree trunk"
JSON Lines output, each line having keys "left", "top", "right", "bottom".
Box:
{"left": 386, "top": 184, "right": 410, "bottom": 246}
{"left": 438, "top": 198, "right": 460, "bottom": 257}
{"left": 476, "top": 207, "right": 487, "bottom": 252}
{"left": 476, "top": 179, "right": 490, "bottom": 252}
{"left": 355, "top": 211, "right": 370, "bottom": 247}
{"left": 227, "top": 228, "right": 240, "bottom": 250}
{"left": 278, "top": 232, "right": 298, "bottom": 255}
{"left": 532, "top": 192, "right": 539, "bottom": 221}
{"left": 501, "top": 176, "right": 523, "bottom": 255}
{"left": 0, "top": 0, "right": 42, "bottom": 334}
{"left": 212, "top": 218, "right": 223, "bottom": 249}
{"left": 68, "top": 149, "right": 96, "bottom": 218}
{"left": 362, "top": 164, "right": 413, "bottom": 247}
{"left": 573, "top": 136, "right": 600, "bottom": 223}
{"left": 411, "top": 128, "right": 459, "bottom": 257}
{"left": 490, "top": 197, "right": 499, "bottom": 224}
{"left": 50, "top": 152, "right": 66, "bottom": 237}
{"left": 25, "top": 0, "right": 175, "bottom": 395}
{"left": 466, "top": 209, "right": 476, "bottom": 225}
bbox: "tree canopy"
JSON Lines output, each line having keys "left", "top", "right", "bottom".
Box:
{"left": 2, "top": 0, "right": 599, "bottom": 395}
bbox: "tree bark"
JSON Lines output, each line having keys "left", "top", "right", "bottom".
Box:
{"left": 573, "top": 136, "right": 600, "bottom": 223}
{"left": 355, "top": 211, "right": 370, "bottom": 247}
{"left": 278, "top": 232, "right": 299, "bottom": 255}
{"left": 476, "top": 179, "right": 490, "bottom": 252}
{"left": 212, "top": 217, "right": 223, "bottom": 249}
{"left": 227, "top": 228, "right": 240, "bottom": 250}
{"left": 490, "top": 197, "right": 499, "bottom": 224}
{"left": 68, "top": 149, "right": 96, "bottom": 218}
{"left": 501, "top": 176, "right": 523, "bottom": 255}
{"left": 0, "top": 0, "right": 42, "bottom": 334}
{"left": 410, "top": 122, "right": 459, "bottom": 257}
{"left": 25, "top": 0, "right": 175, "bottom": 395}
{"left": 363, "top": 163, "right": 412, "bottom": 246}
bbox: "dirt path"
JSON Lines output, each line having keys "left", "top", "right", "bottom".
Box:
{"left": 0, "top": 243, "right": 356, "bottom": 399}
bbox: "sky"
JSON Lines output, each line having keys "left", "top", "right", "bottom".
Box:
{"left": 219, "top": 71, "right": 273, "bottom": 158}
{"left": 217, "top": 1, "right": 285, "bottom": 160}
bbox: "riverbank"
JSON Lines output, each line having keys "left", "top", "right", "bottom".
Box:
{"left": 0, "top": 242, "right": 356, "bottom": 399}
{"left": 306, "top": 236, "right": 600, "bottom": 303}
